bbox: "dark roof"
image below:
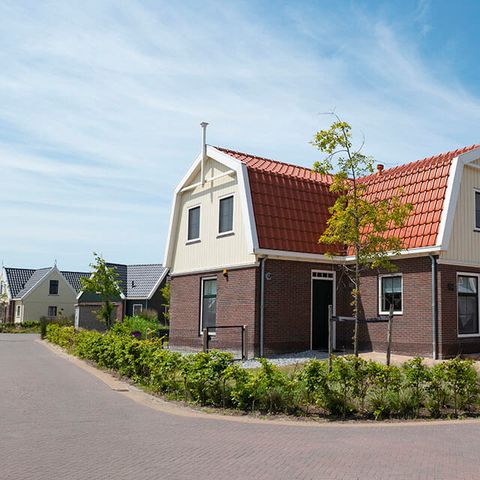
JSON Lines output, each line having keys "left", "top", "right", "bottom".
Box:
{"left": 107, "top": 263, "right": 168, "bottom": 299}
{"left": 4, "top": 267, "right": 91, "bottom": 298}
{"left": 4, "top": 267, "right": 37, "bottom": 298}
{"left": 61, "top": 271, "right": 90, "bottom": 293}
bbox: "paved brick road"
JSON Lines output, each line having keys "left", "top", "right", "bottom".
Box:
{"left": 1, "top": 334, "right": 479, "bottom": 480}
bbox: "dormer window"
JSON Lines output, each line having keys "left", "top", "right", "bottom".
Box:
{"left": 49, "top": 280, "right": 59, "bottom": 295}
{"left": 475, "top": 190, "right": 480, "bottom": 230}
{"left": 187, "top": 206, "right": 200, "bottom": 242}
{"left": 218, "top": 195, "right": 234, "bottom": 235}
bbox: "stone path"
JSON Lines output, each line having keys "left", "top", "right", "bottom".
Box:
{"left": 1, "top": 333, "right": 479, "bottom": 480}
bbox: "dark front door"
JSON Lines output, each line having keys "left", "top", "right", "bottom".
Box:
{"left": 312, "top": 279, "right": 333, "bottom": 350}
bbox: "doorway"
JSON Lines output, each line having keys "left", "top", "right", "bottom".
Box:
{"left": 311, "top": 271, "right": 335, "bottom": 350}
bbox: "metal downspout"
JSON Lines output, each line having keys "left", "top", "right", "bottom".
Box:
{"left": 429, "top": 254, "right": 438, "bottom": 360}
{"left": 259, "top": 257, "right": 267, "bottom": 358}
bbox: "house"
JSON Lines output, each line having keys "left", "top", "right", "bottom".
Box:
{"left": 75, "top": 263, "right": 169, "bottom": 330}
{"left": 0, "top": 265, "right": 89, "bottom": 323}
{"left": 164, "top": 141, "right": 480, "bottom": 359}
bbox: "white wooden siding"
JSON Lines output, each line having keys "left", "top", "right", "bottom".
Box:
{"left": 170, "top": 157, "right": 255, "bottom": 275}
{"left": 441, "top": 163, "right": 480, "bottom": 265}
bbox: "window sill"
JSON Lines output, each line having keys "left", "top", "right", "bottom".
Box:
{"left": 48, "top": 294, "right": 59, "bottom": 296}
{"left": 458, "top": 333, "right": 480, "bottom": 339}
{"left": 217, "top": 231, "right": 234, "bottom": 239}
{"left": 379, "top": 311, "right": 403, "bottom": 316}
{"left": 186, "top": 239, "right": 201, "bottom": 245}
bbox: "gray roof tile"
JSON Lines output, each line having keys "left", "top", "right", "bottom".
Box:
{"left": 61, "top": 271, "right": 90, "bottom": 293}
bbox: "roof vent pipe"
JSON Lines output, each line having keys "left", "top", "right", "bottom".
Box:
{"left": 377, "top": 164, "right": 384, "bottom": 174}
{"left": 200, "top": 122, "right": 208, "bottom": 186}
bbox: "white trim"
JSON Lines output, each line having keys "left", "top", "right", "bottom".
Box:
{"left": 466, "top": 162, "right": 480, "bottom": 171}
{"left": 438, "top": 148, "right": 480, "bottom": 251}
{"left": 256, "top": 248, "right": 340, "bottom": 264}
{"left": 170, "top": 260, "right": 259, "bottom": 278}
{"left": 146, "top": 268, "right": 169, "bottom": 300}
{"left": 456, "top": 272, "right": 480, "bottom": 338}
{"left": 132, "top": 304, "right": 143, "bottom": 315}
{"left": 474, "top": 188, "right": 480, "bottom": 231}
{"left": 378, "top": 273, "right": 403, "bottom": 316}
{"left": 186, "top": 204, "right": 201, "bottom": 243}
{"left": 438, "top": 258, "right": 480, "bottom": 268}
{"left": 199, "top": 276, "right": 217, "bottom": 335}
{"left": 218, "top": 192, "right": 235, "bottom": 236}
{"left": 310, "top": 269, "right": 336, "bottom": 350}
{"left": 21, "top": 266, "right": 56, "bottom": 300}
{"left": 180, "top": 170, "right": 236, "bottom": 193}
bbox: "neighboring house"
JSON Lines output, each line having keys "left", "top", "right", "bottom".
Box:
{"left": 0, "top": 266, "right": 89, "bottom": 323}
{"left": 164, "top": 143, "right": 480, "bottom": 359}
{"left": 75, "top": 263, "right": 168, "bottom": 330}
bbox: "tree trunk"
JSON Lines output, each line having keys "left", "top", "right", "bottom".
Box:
{"left": 353, "top": 258, "right": 360, "bottom": 357}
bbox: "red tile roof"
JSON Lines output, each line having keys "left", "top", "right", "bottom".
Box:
{"left": 216, "top": 144, "right": 480, "bottom": 255}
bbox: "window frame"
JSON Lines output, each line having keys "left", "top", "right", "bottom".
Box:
{"left": 199, "top": 276, "right": 217, "bottom": 335}
{"left": 378, "top": 274, "right": 403, "bottom": 316}
{"left": 217, "top": 193, "right": 235, "bottom": 237}
{"left": 48, "top": 306, "right": 57, "bottom": 317}
{"left": 186, "top": 204, "right": 201, "bottom": 243}
{"left": 474, "top": 188, "right": 480, "bottom": 232}
{"left": 49, "top": 279, "right": 59, "bottom": 295}
{"left": 132, "top": 304, "right": 143, "bottom": 316}
{"left": 16, "top": 305, "right": 21, "bottom": 317}
{"left": 457, "top": 272, "right": 480, "bottom": 338}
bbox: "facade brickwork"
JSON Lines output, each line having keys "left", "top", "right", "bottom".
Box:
{"left": 169, "top": 267, "right": 259, "bottom": 357}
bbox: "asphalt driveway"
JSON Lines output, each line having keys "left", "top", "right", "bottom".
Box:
{"left": 0, "top": 333, "right": 479, "bottom": 480}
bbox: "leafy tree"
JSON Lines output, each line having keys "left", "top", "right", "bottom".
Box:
{"left": 80, "top": 253, "right": 122, "bottom": 329}
{"left": 160, "top": 281, "right": 170, "bottom": 325}
{"left": 312, "top": 116, "right": 412, "bottom": 355}
{"left": 0, "top": 279, "right": 8, "bottom": 322}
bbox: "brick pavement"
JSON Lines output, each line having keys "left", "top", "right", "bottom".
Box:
{"left": 0, "top": 334, "right": 479, "bottom": 480}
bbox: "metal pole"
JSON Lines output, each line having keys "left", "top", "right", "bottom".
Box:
{"left": 241, "top": 326, "right": 245, "bottom": 360}
{"left": 386, "top": 304, "right": 394, "bottom": 366}
{"left": 203, "top": 328, "right": 208, "bottom": 353}
{"left": 259, "top": 257, "right": 267, "bottom": 357}
{"left": 429, "top": 254, "right": 438, "bottom": 360}
{"left": 328, "top": 304, "right": 333, "bottom": 372}
{"left": 200, "top": 122, "right": 208, "bottom": 186}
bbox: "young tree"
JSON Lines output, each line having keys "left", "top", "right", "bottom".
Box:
{"left": 160, "top": 281, "right": 170, "bottom": 326}
{"left": 312, "top": 117, "right": 412, "bottom": 355}
{"left": 0, "top": 279, "right": 8, "bottom": 323}
{"left": 80, "top": 253, "right": 122, "bottom": 329}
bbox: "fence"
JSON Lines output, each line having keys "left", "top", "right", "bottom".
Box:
{"left": 328, "top": 304, "right": 394, "bottom": 369}
{"left": 203, "top": 325, "right": 249, "bottom": 361}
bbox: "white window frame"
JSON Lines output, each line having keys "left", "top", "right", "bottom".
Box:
{"left": 474, "top": 188, "right": 480, "bottom": 232}
{"left": 49, "top": 279, "right": 59, "bottom": 295}
{"left": 457, "top": 272, "right": 480, "bottom": 338}
{"left": 199, "top": 276, "right": 217, "bottom": 335}
{"left": 310, "top": 270, "right": 336, "bottom": 350}
{"left": 217, "top": 193, "right": 235, "bottom": 237}
{"left": 132, "top": 304, "right": 143, "bottom": 315}
{"left": 186, "top": 204, "right": 201, "bottom": 243}
{"left": 378, "top": 273, "right": 403, "bottom": 316}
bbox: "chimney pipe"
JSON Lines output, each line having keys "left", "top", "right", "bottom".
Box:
{"left": 377, "top": 164, "right": 384, "bottom": 174}
{"left": 200, "top": 122, "right": 208, "bottom": 186}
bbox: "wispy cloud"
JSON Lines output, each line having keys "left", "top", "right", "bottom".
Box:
{"left": 0, "top": 0, "right": 479, "bottom": 269}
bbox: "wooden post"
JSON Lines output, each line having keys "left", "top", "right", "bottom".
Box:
{"left": 243, "top": 325, "right": 248, "bottom": 360}
{"left": 328, "top": 304, "right": 333, "bottom": 372}
{"left": 202, "top": 328, "right": 208, "bottom": 353}
{"left": 386, "top": 304, "right": 394, "bottom": 366}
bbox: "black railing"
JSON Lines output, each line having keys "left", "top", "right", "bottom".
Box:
{"left": 202, "top": 325, "right": 248, "bottom": 360}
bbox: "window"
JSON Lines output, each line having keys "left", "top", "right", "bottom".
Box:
{"left": 132, "top": 304, "right": 143, "bottom": 315}
{"left": 379, "top": 275, "right": 403, "bottom": 314}
{"left": 16, "top": 305, "right": 21, "bottom": 317}
{"left": 458, "top": 275, "right": 479, "bottom": 336}
{"left": 219, "top": 195, "right": 234, "bottom": 234}
{"left": 48, "top": 306, "right": 57, "bottom": 317}
{"left": 200, "top": 278, "right": 217, "bottom": 332}
{"left": 475, "top": 191, "right": 480, "bottom": 230}
{"left": 187, "top": 206, "right": 200, "bottom": 241}
{"left": 49, "top": 280, "right": 59, "bottom": 295}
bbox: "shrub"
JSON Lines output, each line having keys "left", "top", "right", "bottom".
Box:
{"left": 136, "top": 309, "right": 158, "bottom": 323}
{"left": 113, "top": 316, "right": 162, "bottom": 340}
{"left": 402, "top": 357, "right": 430, "bottom": 417}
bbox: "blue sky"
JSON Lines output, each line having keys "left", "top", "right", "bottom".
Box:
{"left": 1, "top": 0, "right": 480, "bottom": 271}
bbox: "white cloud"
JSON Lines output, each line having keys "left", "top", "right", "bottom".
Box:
{"left": 0, "top": 0, "right": 479, "bottom": 269}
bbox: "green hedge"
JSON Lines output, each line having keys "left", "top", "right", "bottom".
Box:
{"left": 46, "top": 324, "right": 480, "bottom": 419}
{"left": 0, "top": 321, "right": 41, "bottom": 333}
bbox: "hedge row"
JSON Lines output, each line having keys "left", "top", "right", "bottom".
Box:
{"left": 46, "top": 324, "right": 480, "bottom": 419}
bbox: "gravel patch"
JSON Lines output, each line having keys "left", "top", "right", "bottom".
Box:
{"left": 239, "top": 350, "right": 329, "bottom": 369}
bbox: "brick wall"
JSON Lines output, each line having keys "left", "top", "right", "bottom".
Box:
{"left": 438, "top": 263, "right": 480, "bottom": 358}
{"left": 169, "top": 267, "right": 258, "bottom": 357}
{"left": 262, "top": 259, "right": 350, "bottom": 354}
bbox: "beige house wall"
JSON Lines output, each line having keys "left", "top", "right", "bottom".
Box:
{"left": 441, "top": 163, "right": 480, "bottom": 265}
{"left": 170, "top": 157, "right": 256, "bottom": 275}
{"left": 21, "top": 269, "right": 77, "bottom": 322}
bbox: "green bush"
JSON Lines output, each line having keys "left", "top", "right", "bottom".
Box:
{"left": 44, "top": 324, "right": 480, "bottom": 420}
{"left": 112, "top": 316, "right": 165, "bottom": 340}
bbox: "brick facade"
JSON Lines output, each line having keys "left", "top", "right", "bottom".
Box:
{"left": 169, "top": 267, "right": 259, "bottom": 357}
{"left": 170, "top": 257, "right": 480, "bottom": 359}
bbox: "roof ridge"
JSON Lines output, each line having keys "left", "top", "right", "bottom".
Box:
{"left": 215, "top": 146, "right": 333, "bottom": 183}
